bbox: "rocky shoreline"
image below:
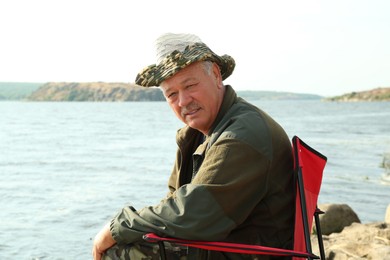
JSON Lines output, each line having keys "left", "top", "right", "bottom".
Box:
{"left": 311, "top": 203, "right": 390, "bottom": 259}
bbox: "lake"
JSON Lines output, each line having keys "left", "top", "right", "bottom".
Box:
{"left": 0, "top": 100, "right": 389, "bottom": 259}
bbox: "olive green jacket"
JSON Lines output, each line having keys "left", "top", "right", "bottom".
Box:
{"left": 111, "top": 86, "right": 294, "bottom": 259}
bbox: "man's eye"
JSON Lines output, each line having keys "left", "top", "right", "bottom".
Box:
{"left": 186, "top": 83, "right": 196, "bottom": 89}
{"left": 168, "top": 92, "right": 177, "bottom": 98}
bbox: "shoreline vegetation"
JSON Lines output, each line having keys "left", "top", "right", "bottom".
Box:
{"left": 1, "top": 82, "right": 389, "bottom": 101}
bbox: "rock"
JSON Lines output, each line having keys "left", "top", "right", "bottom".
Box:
{"left": 311, "top": 222, "right": 390, "bottom": 259}
{"left": 315, "top": 204, "right": 361, "bottom": 235}
{"left": 386, "top": 204, "right": 390, "bottom": 223}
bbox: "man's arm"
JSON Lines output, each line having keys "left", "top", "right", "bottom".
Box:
{"left": 109, "top": 140, "right": 269, "bottom": 243}
{"left": 92, "top": 221, "right": 116, "bottom": 260}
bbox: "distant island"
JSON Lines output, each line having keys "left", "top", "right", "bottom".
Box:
{"left": 0, "top": 82, "right": 389, "bottom": 102}
{"left": 325, "top": 87, "right": 390, "bottom": 102}
{"left": 237, "top": 90, "right": 322, "bottom": 100}
{"left": 27, "top": 82, "right": 165, "bottom": 101}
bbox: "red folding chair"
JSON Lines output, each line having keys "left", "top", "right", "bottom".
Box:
{"left": 144, "top": 136, "right": 327, "bottom": 259}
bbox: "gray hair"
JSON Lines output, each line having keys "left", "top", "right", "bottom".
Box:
{"left": 203, "top": 61, "right": 213, "bottom": 75}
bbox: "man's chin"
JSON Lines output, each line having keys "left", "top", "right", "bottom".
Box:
{"left": 187, "top": 121, "right": 201, "bottom": 131}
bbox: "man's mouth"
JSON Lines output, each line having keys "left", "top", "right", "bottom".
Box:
{"left": 184, "top": 108, "right": 200, "bottom": 116}
{"left": 182, "top": 105, "right": 201, "bottom": 117}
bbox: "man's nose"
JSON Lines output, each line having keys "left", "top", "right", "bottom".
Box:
{"left": 178, "top": 91, "right": 192, "bottom": 107}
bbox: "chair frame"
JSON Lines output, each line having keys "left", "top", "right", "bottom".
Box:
{"left": 293, "top": 136, "right": 326, "bottom": 259}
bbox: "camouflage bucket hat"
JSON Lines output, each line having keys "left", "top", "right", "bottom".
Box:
{"left": 135, "top": 33, "right": 235, "bottom": 87}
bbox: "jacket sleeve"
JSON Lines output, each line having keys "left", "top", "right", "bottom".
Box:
{"left": 110, "top": 139, "right": 271, "bottom": 244}
{"left": 166, "top": 149, "right": 180, "bottom": 197}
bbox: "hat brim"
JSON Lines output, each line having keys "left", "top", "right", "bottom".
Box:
{"left": 135, "top": 43, "right": 235, "bottom": 87}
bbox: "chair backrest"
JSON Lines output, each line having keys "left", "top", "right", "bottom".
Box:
{"left": 292, "top": 136, "right": 327, "bottom": 259}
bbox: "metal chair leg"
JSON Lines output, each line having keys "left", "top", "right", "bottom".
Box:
{"left": 158, "top": 241, "right": 167, "bottom": 260}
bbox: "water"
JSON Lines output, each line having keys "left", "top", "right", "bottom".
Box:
{"left": 0, "top": 100, "right": 389, "bottom": 259}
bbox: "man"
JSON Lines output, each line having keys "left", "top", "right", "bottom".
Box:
{"left": 93, "top": 33, "right": 294, "bottom": 260}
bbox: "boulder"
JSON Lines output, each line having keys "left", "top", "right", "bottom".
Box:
{"left": 315, "top": 204, "right": 360, "bottom": 235}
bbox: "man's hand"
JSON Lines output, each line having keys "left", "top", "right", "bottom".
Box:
{"left": 92, "top": 221, "right": 116, "bottom": 260}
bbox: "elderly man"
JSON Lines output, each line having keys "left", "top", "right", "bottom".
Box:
{"left": 93, "top": 33, "right": 294, "bottom": 260}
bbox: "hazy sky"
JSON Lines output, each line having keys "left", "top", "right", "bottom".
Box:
{"left": 1, "top": 0, "right": 389, "bottom": 96}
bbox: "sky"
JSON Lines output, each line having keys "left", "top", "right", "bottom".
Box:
{"left": 0, "top": 0, "right": 389, "bottom": 97}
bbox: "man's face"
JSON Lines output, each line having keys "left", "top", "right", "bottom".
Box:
{"left": 160, "top": 61, "right": 224, "bottom": 135}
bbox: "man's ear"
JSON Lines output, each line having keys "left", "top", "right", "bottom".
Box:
{"left": 212, "top": 63, "right": 223, "bottom": 88}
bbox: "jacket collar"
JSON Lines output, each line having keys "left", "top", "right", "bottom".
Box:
{"left": 207, "top": 85, "right": 237, "bottom": 136}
